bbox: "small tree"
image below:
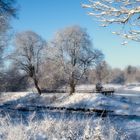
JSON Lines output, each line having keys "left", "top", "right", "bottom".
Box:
{"left": 124, "top": 65, "right": 137, "bottom": 83}
{"left": 53, "top": 26, "right": 104, "bottom": 95}
{"left": 95, "top": 61, "right": 111, "bottom": 83}
{"left": 111, "top": 68, "right": 126, "bottom": 84}
{"left": 13, "top": 31, "right": 46, "bottom": 95}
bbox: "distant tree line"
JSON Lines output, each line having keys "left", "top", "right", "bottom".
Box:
{"left": 1, "top": 59, "right": 140, "bottom": 92}
{"left": 86, "top": 62, "right": 140, "bottom": 85}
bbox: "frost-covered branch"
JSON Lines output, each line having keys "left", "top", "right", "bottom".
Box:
{"left": 82, "top": 0, "right": 140, "bottom": 42}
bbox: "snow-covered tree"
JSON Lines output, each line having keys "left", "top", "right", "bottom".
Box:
{"left": 52, "top": 26, "right": 104, "bottom": 95}
{"left": 13, "top": 31, "right": 46, "bottom": 95}
{"left": 82, "top": 0, "right": 140, "bottom": 42}
{"left": 95, "top": 61, "right": 111, "bottom": 83}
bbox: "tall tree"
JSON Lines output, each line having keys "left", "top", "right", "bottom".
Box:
{"left": 12, "top": 31, "right": 46, "bottom": 95}
{"left": 82, "top": 0, "right": 140, "bottom": 42}
{"left": 53, "top": 26, "right": 104, "bottom": 95}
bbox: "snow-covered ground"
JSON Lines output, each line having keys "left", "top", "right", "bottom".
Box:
{"left": 52, "top": 93, "right": 140, "bottom": 116}
{"left": 1, "top": 84, "right": 140, "bottom": 116}
{"left": 1, "top": 84, "right": 140, "bottom": 139}
{"left": 114, "top": 82, "right": 140, "bottom": 92}
{"left": 123, "top": 84, "right": 140, "bottom": 91}
{"left": 0, "top": 92, "right": 67, "bottom": 106}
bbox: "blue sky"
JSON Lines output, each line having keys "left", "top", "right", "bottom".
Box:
{"left": 11, "top": 0, "right": 140, "bottom": 69}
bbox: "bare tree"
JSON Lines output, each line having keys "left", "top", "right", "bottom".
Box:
{"left": 110, "top": 68, "right": 126, "bottom": 84}
{"left": 95, "top": 61, "right": 111, "bottom": 83}
{"left": 82, "top": 0, "right": 140, "bottom": 42}
{"left": 52, "top": 26, "right": 104, "bottom": 95}
{"left": 12, "top": 31, "right": 46, "bottom": 95}
{"left": 124, "top": 65, "right": 137, "bottom": 83}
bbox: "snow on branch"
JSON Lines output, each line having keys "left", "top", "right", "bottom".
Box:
{"left": 82, "top": 0, "right": 140, "bottom": 42}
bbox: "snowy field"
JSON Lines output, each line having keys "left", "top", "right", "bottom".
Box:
{"left": 0, "top": 84, "right": 140, "bottom": 140}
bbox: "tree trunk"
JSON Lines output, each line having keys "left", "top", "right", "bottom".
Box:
{"left": 69, "top": 79, "right": 75, "bottom": 95}
{"left": 33, "top": 77, "right": 41, "bottom": 95}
